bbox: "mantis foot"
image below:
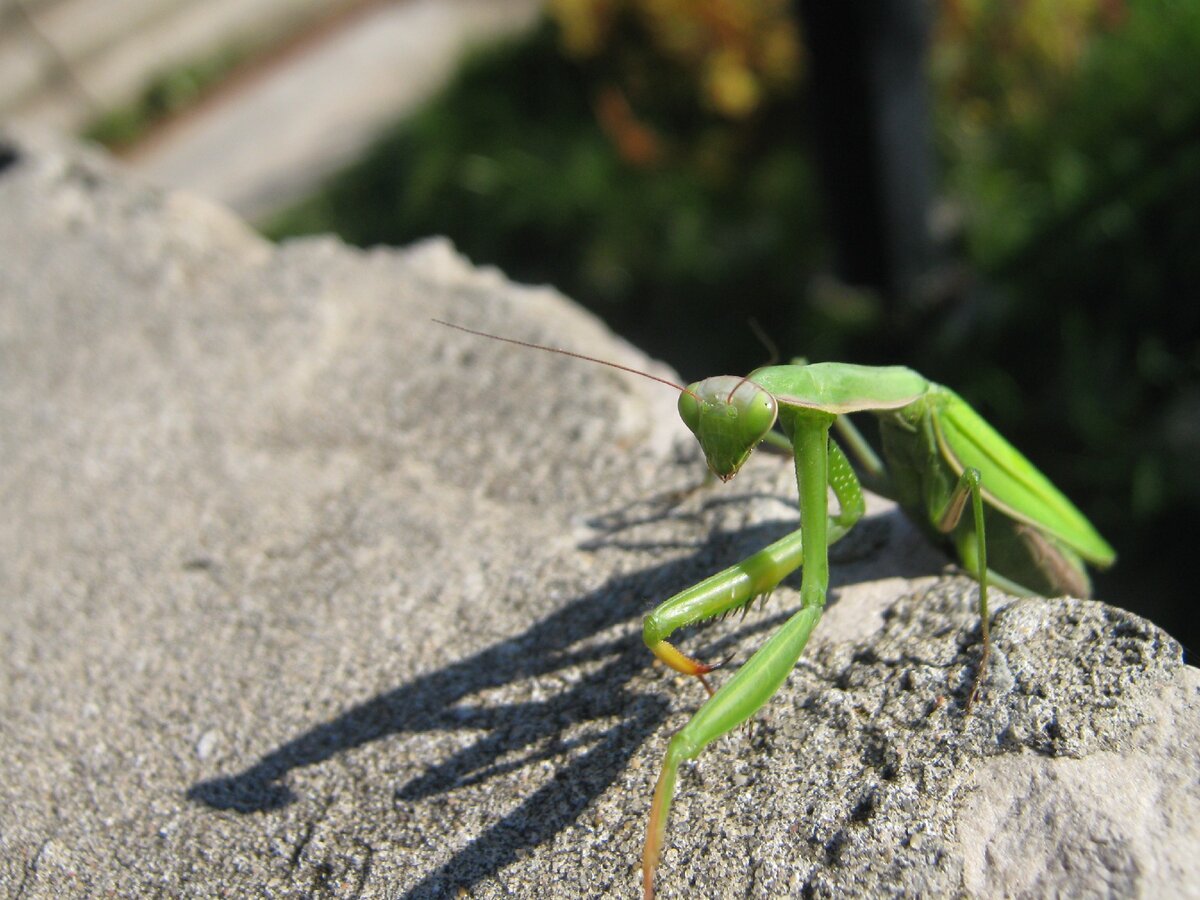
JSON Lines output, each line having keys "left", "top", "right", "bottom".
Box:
{"left": 965, "top": 639, "right": 991, "bottom": 711}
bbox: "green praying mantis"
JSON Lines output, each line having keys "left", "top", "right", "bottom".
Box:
{"left": 434, "top": 320, "right": 1116, "bottom": 899}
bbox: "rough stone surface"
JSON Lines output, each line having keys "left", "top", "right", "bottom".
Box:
{"left": 1, "top": 128, "right": 1197, "bottom": 899}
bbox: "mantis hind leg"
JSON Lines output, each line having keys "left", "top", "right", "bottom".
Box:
{"left": 931, "top": 467, "right": 991, "bottom": 707}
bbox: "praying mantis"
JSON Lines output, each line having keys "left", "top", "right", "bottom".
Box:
{"left": 434, "top": 320, "right": 1116, "bottom": 898}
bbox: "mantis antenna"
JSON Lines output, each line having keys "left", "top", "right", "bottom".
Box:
{"left": 432, "top": 319, "right": 700, "bottom": 400}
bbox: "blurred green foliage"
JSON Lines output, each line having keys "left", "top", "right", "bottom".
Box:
{"left": 265, "top": 1, "right": 1199, "bottom": 649}
{"left": 546, "top": 0, "right": 802, "bottom": 119}
{"left": 263, "top": 20, "right": 828, "bottom": 376}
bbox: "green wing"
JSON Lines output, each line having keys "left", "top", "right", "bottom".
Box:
{"left": 931, "top": 387, "right": 1115, "bottom": 567}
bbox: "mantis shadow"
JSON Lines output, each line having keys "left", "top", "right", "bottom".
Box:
{"left": 187, "top": 508, "right": 920, "bottom": 897}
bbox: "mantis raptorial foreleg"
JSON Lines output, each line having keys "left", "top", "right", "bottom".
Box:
{"left": 833, "top": 414, "right": 888, "bottom": 492}
{"left": 642, "top": 435, "right": 864, "bottom": 686}
{"left": 642, "top": 411, "right": 854, "bottom": 897}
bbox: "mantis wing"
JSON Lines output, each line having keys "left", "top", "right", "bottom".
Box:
{"left": 931, "top": 388, "right": 1116, "bottom": 567}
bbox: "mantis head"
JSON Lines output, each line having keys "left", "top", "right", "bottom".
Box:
{"left": 678, "top": 377, "right": 779, "bottom": 481}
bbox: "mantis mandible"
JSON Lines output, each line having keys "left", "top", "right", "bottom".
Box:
{"left": 434, "top": 320, "right": 1116, "bottom": 898}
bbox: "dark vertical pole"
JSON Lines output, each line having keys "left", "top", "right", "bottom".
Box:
{"left": 795, "top": 0, "right": 935, "bottom": 317}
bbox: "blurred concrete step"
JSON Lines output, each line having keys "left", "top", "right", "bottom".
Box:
{"left": 3, "top": 0, "right": 542, "bottom": 221}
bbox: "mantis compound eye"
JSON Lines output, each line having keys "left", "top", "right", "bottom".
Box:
{"left": 729, "top": 381, "right": 778, "bottom": 445}
{"left": 678, "top": 386, "right": 703, "bottom": 435}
